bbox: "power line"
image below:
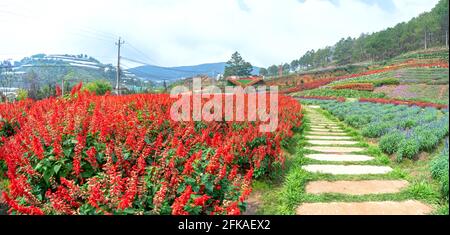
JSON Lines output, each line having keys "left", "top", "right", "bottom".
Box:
{"left": 124, "top": 41, "right": 159, "bottom": 65}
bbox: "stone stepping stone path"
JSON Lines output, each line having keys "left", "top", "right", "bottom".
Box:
{"left": 305, "top": 136, "right": 353, "bottom": 140}
{"left": 294, "top": 106, "right": 430, "bottom": 215}
{"left": 305, "top": 146, "right": 366, "bottom": 153}
{"left": 305, "top": 154, "right": 373, "bottom": 162}
{"left": 296, "top": 200, "right": 432, "bottom": 215}
{"left": 307, "top": 140, "right": 358, "bottom": 146}
{"left": 313, "top": 123, "right": 339, "bottom": 126}
{"left": 310, "top": 125, "right": 341, "bottom": 129}
{"left": 311, "top": 123, "right": 337, "bottom": 125}
{"left": 305, "top": 180, "right": 409, "bottom": 195}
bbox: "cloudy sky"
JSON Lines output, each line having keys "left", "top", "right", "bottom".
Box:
{"left": 0, "top": 0, "right": 439, "bottom": 67}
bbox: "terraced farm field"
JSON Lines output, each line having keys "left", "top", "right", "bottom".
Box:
{"left": 374, "top": 84, "right": 449, "bottom": 104}
{"left": 295, "top": 61, "right": 449, "bottom": 104}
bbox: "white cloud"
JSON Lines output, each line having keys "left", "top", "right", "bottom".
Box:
{"left": 0, "top": 0, "right": 439, "bottom": 67}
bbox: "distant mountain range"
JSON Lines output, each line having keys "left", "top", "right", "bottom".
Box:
{"left": 1, "top": 54, "right": 261, "bottom": 89}
{"left": 128, "top": 62, "right": 261, "bottom": 84}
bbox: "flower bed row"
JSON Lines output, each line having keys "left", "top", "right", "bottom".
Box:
{"left": 281, "top": 61, "right": 448, "bottom": 94}
{"left": 0, "top": 87, "right": 303, "bottom": 215}
{"left": 359, "top": 98, "right": 449, "bottom": 110}
{"left": 332, "top": 83, "right": 374, "bottom": 91}
{"left": 295, "top": 96, "right": 346, "bottom": 102}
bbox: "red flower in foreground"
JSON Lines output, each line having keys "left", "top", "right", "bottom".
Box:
{"left": 3, "top": 192, "right": 44, "bottom": 215}
{"left": 193, "top": 195, "right": 211, "bottom": 207}
{"left": 0, "top": 93, "right": 303, "bottom": 215}
{"left": 226, "top": 202, "right": 241, "bottom": 215}
{"left": 172, "top": 186, "right": 193, "bottom": 215}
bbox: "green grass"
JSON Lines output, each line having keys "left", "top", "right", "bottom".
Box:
{"left": 237, "top": 79, "right": 253, "bottom": 85}
{"left": 250, "top": 136, "right": 310, "bottom": 215}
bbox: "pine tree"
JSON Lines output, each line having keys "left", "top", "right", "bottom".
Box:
{"left": 223, "top": 52, "right": 253, "bottom": 77}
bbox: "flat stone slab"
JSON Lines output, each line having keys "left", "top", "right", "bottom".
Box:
{"left": 308, "top": 132, "right": 348, "bottom": 136}
{"left": 296, "top": 200, "right": 432, "bottom": 215}
{"left": 312, "top": 123, "right": 339, "bottom": 126}
{"left": 308, "top": 106, "right": 321, "bottom": 109}
{"left": 306, "top": 136, "right": 353, "bottom": 140}
{"left": 310, "top": 125, "right": 341, "bottom": 129}
{"left": 305, "top": 154, "right": 373, "bottom": 162}
{"left": 305, "top": 146, "right": 366, "bottom": 153}
{"left": 305, "top": 180, "right": 409, "bottom": 195}
{"left": 302, "top": 164, "right": 393, "bottom": 175}
{"left": 307, "top": 140, "right": 359, "bottom": 146}
{"left": 310, "top": 128, "right": 345, "bottom": 132}
{"left": 310, "top": 121, "right": 336, "bottom": 124}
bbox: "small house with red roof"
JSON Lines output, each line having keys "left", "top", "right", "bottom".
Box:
{"left": 226, "top": 75, "right": 265, "bottom": 88}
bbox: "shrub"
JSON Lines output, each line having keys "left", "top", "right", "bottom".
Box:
{"left": 345, "top": 114, "right": 370, "bottom": 128}
{"left": 441, "top": 173, "right": 449, "bottom": 200}
{"left": 372, "top": 78, "right": 400, "bottom": 87}
{"left": 16, "top": 89, "right": 28, "bottom": 101}
{"left": 379, "top": 131, "right": 405, "bottom": 155}
{"left": 83, "top": 80, "right": 112, "bottom": 95}
{"left": 396, "top": 138, "right": 420, "bottom": 161}
{"left": 431, "top": 141, "right": 449, "bottom": 200}
{"left": 362, "top": 122, "right": 394, "bottom": 138}
{"left": 398, "top": 117, "right": 420, "bottom": 129}
{"left": 415, "top": 128, "right": 440, "bottom": 152}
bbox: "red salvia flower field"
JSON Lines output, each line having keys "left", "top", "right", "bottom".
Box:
{"left": 0, "top": 88, "right": 302, "bottom": 215}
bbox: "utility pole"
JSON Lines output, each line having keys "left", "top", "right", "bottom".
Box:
{"left": 115, "top": 37, "right": 125, "bottom": 95}
{"left": 61, "top": 79, "right": 65, "bottom": 96}
{"left": 424, "top": 28, "right": 428, "bottom": 50}
{"left": 163, "top": 80, "right": 167, "bottom": 92}
{"left": 446, "top": 30, "right": 448, "bottom": 49}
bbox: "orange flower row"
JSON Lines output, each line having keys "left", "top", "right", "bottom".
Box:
{"left": 332, "top": 83, "right": 374, "bottom": 91}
